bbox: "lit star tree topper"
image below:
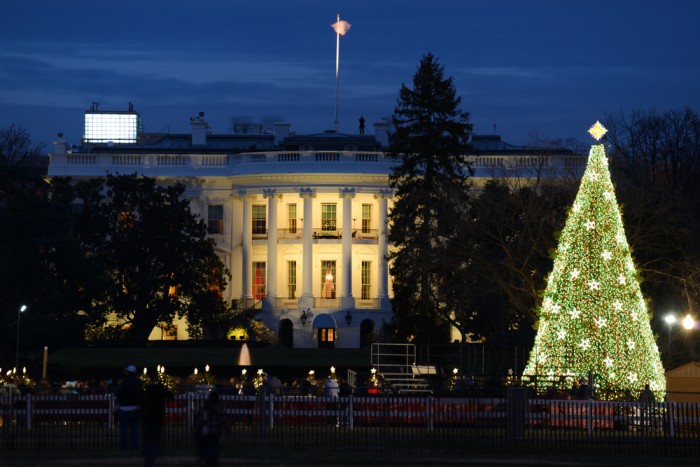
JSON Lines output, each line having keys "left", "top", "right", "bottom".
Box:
{"left": 522, "top": 121, "right": 666, "bottom": 400}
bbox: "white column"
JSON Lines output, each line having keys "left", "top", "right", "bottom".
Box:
{"left": 263, "top": 189, "right": 279, "bottom": 311}
{"left": 299, "top": 188, "right": 315, "bottom": 309}
{"left": 339, "top": 188, "right": 355, "bottom": 308}
{"left": 376, "top": 189, "right": 392, "bottom": 310}
{"left": 239, "top": 190, "right": 253, "bottom": 302}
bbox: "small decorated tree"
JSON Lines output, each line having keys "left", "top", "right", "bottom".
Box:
{"left": 523, "top": 122, "right": 666, "bottom": 400}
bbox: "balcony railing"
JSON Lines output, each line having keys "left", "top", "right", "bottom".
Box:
{"left": 313, "top": 228, "right": 341, "bottom": 239}
{"left": 275, "top": 297, "right": 298, "bottom": 308}
{"left": 314, "top": 297, "right": 340, "bottom": 308}
{"left": 246, "top": 228, "right": 378, "bottom": 242}
{"left": 355, "top": 298, "right": 380, "bottom": 309}
{"left": 50, "top": 150, "right": 586, "bottom": 181}
{"left": 278, "top": 228, "right": 303, "bottom": 239}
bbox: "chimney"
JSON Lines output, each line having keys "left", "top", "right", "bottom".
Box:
{"left": 273, "top": 122, "right": 291, "bottom": 146}
{"left": 373, "top": 118, "right": 390, "bottom": 148}
{"left": 191, "top": 112, "right": 208, "bottom": 146}
{"left": 53, "top": 133, "right": 67, "bottom": 154}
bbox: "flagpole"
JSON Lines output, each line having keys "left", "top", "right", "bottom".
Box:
{"left": 334, "top": 12, "right": 341, "bottom": 131}
{"left": 331, "top": 13, "right": 350, "bottom": 132}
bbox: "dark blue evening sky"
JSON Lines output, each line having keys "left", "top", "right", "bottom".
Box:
{"left": 1, "top": 0, "right": 699, "bottom": 149}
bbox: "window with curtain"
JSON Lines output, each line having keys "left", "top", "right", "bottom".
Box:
{"left": 320, "top": 260, "right": 336, "bottom": 299}
{"left": 253, "top": 262, "right": 266, "bottom": 300}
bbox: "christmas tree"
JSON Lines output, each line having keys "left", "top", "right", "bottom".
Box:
{"left": 523, "top": 122, "right": 666, "bottom": 400}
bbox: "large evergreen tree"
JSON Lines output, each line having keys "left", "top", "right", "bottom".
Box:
{"left": 523, "top": 123, "right": 666, "bottom": 400}
{"left": 51, "top": 174, "right": 231, "bottom": 342}
{"left": 387, "top": 53, "right": 473, "bottom": 344}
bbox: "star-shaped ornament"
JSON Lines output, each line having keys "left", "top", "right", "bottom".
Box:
{"left": 627, "top": 372, "right": 638, "bottom": 384}
{"left": 618, "top": 274, "right": 626, "bottom": 285}
{"left": 601, "top": 250, "right": 612, "bottom": 261}
{"left": 613, "top": 300, "right": 623, "bottom": 311}
{"left": 589, "top": 121, "right": 608, "bottom": 141}
{"left": 551, "top": 304, "right": 561, "bottom": 314}
{"left": 595, "top": 317, "right": 607, "bottom": 328}
{"left": 603, "top": 356, "right": 613, "bottom": 367}
{"left": 579, "top": 339, "right": 591, "bottom": 351}
{"left": 588, "top": 280, "right": 600, "bottom": 291}
{"left": 557, "top": 330, "right": 567, "bottom": 340}
{"left": 570, "top": 269, "right": 580, "bottom": 280}
{"left": 570, "top": 308, "right": 580, "bottom": 319}
{"left": 585, "top": 219, "right": 596, "bottom": 231}
{"left": 603, "top": 191, "right": 614, "bottom": 200}
{"left": 627, "top": 339, "right": 636, "bottom": 350}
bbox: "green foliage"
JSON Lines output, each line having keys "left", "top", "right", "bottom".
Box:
{"left": 523, "top": 144, "right": 666, "bottom": 399}
{"left": 49, "top": 174, "right": 231, "bottom": 342}
{"left": 387, "top": 53, "right": 473, "bottom": 344}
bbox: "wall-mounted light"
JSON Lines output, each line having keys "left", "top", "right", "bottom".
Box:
{"left": 301, "top": 308, "right": 309, "bottom": 326}
{"left": 345, "top": 310, "right": 352, "bottom": 326}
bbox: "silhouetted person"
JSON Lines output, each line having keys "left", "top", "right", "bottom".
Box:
{"left": 358, "top": 116, "right": 366, "bottom": 134}
{"left": 142, "top": 377, "right": 172, "bottom": 466}
{"left": 639, "top": 383, "right": 655, "bottom": 403}
{"left": 194, "top": 391, "right": 225, "bottom": 466}
{"left": 117, "top": 365, "right": 143, "bottom": 450}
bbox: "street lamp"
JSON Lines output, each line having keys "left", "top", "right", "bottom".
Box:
{"left": 15, "top": 305, "right": 27, "bottom": 371}
{"left": 664, "top": 314, "right": 676, "bottom": 369}
{"left": 682, "top": 314, "right": 695, "bottom": 330}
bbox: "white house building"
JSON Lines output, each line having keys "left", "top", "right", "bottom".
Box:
{"left": 48, "top": 107, "right": 584, "bottom": 349}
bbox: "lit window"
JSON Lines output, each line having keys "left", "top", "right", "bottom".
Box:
{"left": 252, "top": 205, "right": 267, "bottom": 235}
{"left": 253, "top": 262, "right": 266, "bottom": 300}
{"left": 287, "top": 261, "right": 297, "bottom": 299}
{"left": 320, "top": 328, "right": 335, "bottom": 342}
{"left": 119, "top": 211, "right": 135, "bottom": 230}
{"left": 361, "top": 261, "right": 372, "bottom": 299}
{"left": 321, "top": 260, "right": 336, "bottom": 299}
{"left": 207, "top": 204, "right": 224, "bottom": 234}
{"left": 321, "top": 204, "right": 337, "bottom": 231}
{"left": 362, "top": 204, "right": 372, "bottom": 233}
{"left": 287, "top": 204, "right": 297, "bottom": 234}
{"left": 209, "top": 267, "right": 223, "bottom": 297}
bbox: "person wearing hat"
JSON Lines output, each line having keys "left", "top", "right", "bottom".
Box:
{"left": 117, "top": 364, "right": 144, "bottom": 450}
{"left": 324, "top": 375, "right": 340, "bottom": 427}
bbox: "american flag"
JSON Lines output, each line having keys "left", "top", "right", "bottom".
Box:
{"left": 332, "top": 18, "right": 351, "bottom": 36}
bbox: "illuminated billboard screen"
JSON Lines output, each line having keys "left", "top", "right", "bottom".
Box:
{"left": 84, "top": 112, "right": 140, "bottom": 143}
